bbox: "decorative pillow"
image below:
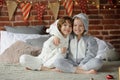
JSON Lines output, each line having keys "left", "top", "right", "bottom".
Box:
{"left": 32, "top": 25, "right": 48, "bottom": 35}
{"left": 95, "top": 37, "right": 120, "bottom": 61}
{"left": 99, "top": 49, "right": 120, "bottom": 61}
{"left": 0, "top": 31, "right": 49, "bottom": 54}
{"left": 26, "top": 36, "right": 50, "bottom": 48}
{"left": 0, "top": 41, "right": 41, "bottom": 63}
{"left": 5, "top": 25, "right": 48, "bottom": 35}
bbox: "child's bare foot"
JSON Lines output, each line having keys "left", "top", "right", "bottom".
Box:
{"left": 25, "top": 67, "right": 32, "bottom": 70}
{"left": 87, "top": 69, "right": 97, "bottom": 74}
{"left": 41, "top": 66, "right": 51, "bottom": 71}
{"left": 52, "top": 68, "right": 62, "bottom": 72}
{"left": 75, "top": 68, "right": 97, "bottom": 74}
{"left": 25, "top": 67, "right": 40, "bottom": 71}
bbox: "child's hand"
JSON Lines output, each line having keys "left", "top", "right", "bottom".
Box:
{"left": 53, "top": 36, "right": 60, "bottom": 46}
{"left": 61, "top": 47, "right": 67, "bottom": 54}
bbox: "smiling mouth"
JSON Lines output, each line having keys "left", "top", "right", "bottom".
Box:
{"left": 75, "top": 30, "right": 80, "bottom": 32}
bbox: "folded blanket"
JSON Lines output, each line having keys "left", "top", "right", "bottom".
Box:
{"left": 0, "top": 41, "right": 41, "bottom": 63}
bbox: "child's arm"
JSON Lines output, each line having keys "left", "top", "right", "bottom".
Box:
{"left": 53, "top": 36, "right": 60, "bottom": 46}
{"left": 58, "top": 47, "right": 67, "bottom": 58}
{"left": 61, "top": 47, "right": 67, "bottom": 54}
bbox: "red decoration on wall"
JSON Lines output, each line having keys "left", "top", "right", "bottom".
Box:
{"left": 35, "top": 3, "right": 46, "bottom": 23}
{"left": 108, "top": 0, "right": 113, "bottom": 4}
{"left": 108, "top": 0, "right": 117, "bottom": 4}
{"left": 76, "top": 0, "right": 87, "bottom": 13}
{"left": 63, "top": 0, "right": 73, "bottom": 16}
{"left": 0, "top": 0, "right": 4, "bottom": 12}
{"left": 20, "top": 2, "right": 32, "bottom": 22}
{"left": 0, "top": 0, "right": 4, "bottom": 6}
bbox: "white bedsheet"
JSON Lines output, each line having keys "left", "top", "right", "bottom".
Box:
{"left": 0, "top": 31, "right": 49, "bottom": 55}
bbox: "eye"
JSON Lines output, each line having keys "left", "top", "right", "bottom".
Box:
{"left": 69, "top": 25, "right": 72, "bottom": 28}
{"left": 63, "top": 23, "right": 67, "bottom": 26}
{"left": 79, "top": 25, "right": 83, "bottom": 27}
{"left": 73, "top": 24, "right": 77, "bottom": 27}
{"left": 64, "top": 24, "right": 67, "bottom": 26}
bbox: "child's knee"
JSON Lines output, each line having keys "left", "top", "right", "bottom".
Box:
{"left": 19, "top": 54, "right": 29, "bottom": 65}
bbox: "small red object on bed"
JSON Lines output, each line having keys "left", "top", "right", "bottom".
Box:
{"left": 106, "top": 74, "right": 114, "bottom": 79}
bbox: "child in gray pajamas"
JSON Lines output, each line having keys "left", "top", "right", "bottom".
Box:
{"left": 53, "top": 13, "right": 103, "bottom": 74}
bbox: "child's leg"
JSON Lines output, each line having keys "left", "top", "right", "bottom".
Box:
{"left": 81, "top": 58, "right": 103, "bottom": 71}
{"left": 19, "top": 54, "right": 42, "bottom": 70}
{"left": 54, "top": 58, "right": 76, "bottom": 73}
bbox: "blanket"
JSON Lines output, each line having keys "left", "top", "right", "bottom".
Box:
{"left": 0, "top": 41, "right": 41, "bottom": 63}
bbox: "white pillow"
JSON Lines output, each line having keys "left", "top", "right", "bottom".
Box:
{"left": 94, "top": 37, "right": 114, "bottom": 54}
{"left": 94, "top": 37, "right": 120, "bottom": 61}
{"left": 0, "top": 31, "right": 49, "bottom": 55}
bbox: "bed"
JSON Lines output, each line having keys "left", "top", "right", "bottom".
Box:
{"left": 0, "top": 25, "right": 120, "bottom": 80}
{"left": 0, "top": 25, "right": 50, "bottom": 63}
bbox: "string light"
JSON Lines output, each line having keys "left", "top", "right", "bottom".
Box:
{"left": 103, "top": 5, "right": 106, "bottom": 9}
{"left": 96, "top": 5, "right": 99, "bottom": 9}
{"left": 119, "top": 0, "right": 120, "bottom": 4}
{"left": 5, "top": 0, "right": 120, "bottom": 10}
{"left": 109, "top": 7, "right": 111, "bottom": 10}
{"left": 114, "top": 5, "right": 116, "bottom": 8}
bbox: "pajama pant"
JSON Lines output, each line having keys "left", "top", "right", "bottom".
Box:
{"left": 54, "top": 58, "right": 103, "bottom": 73}
{"left": 19, "top": 53, "right": 64, "bottom": 70}
{"left": 19, "top": 54, "right": 42, "bottom": 70}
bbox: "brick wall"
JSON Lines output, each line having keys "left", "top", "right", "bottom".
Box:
{"left": 0, "top": 1, "right": 120, "bottom": 52}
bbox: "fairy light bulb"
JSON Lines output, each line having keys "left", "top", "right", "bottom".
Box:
{"left": 92, "top": 1, "right": 95, "bottom": 5}
{"left": 103, "top": 6, "right": 106, "bottom": 9}
{"left": 75, "top": 1, "right": 78, "bottom": 6}
{"left": 114, "top": 5, "right": 116, "bottom": 8}
{"left": 96, "top": 5, "right": 99, "bottom": 9}
{"left": 87, "top": 0, "right": 89, "bottom": 3}
{"left": 109, "top": 8, "right": 111, "bottom": 10}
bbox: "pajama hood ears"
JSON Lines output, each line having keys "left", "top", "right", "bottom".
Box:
{"left": 46, "top": 20, "right": 65, "bottom": 38}
{"left": 73, "top": 13, "right": 89, "bottom": 33}
{"left": 46, "top": 20, "right": 59, "bottom": 35}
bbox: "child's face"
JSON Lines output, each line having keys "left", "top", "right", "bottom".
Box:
{"left": 60, "top": 20, "right": 72, "bottom": 37}
{"left": 73, "top": 18, "right": 85, "bottom": 36}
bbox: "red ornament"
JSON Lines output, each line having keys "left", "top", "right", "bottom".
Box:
{"left": 106, "top": 74, "right": 114, "bottom": 79}
{"left": 0, "top": 0, "right": 4, "bottom": 8}
{"left": 108, "top": 0, "right": 117, "bottom": 4}
{"left": 108, "top": 0, "right": 113, "bottom": 4}
{"left": 0, "top": 0, "right": 4, "bottom": 14}
{"left": 35, "top": 3, "right": 46, "bottom": 23}
{"left": 20, "top": 2, "right": 32, "bottom": 22}
{"left": 0, "top": 0, "right": 4, "bottom": 6}
{"left": 63, "top": 0, "right": 73, "bottom": 16}
{"left": 76, "top": 0, "right": 87, "bottom": 13}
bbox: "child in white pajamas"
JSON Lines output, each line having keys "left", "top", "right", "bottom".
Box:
{"left": 19, "top": 16, "right": 73, "bottom": 70}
